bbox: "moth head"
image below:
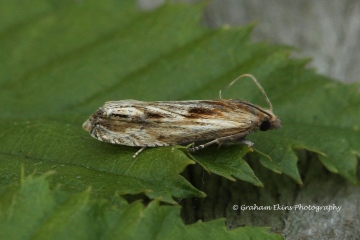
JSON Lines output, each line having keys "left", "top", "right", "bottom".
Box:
{"left": 220, "top": 74, "right": 281, "bottom": 132}
{"left": 259, "top": 110, "right": 281, "bottom": 131}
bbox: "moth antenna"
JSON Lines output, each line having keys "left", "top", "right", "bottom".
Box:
{"left": 219, "top": 74, "right": 273, "bottom": 111}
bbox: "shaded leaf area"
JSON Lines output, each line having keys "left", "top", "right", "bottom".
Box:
{"left": 252, "top": 123, "right": 360, "bottom": 184}
{"left": 0, "top": 174, "right": 283, "bottom": 240}
{"left": 0, "top": 0, "right": 359, "bottom": 205}
{"left": 244, "top": 71, "right": 360, "bottom": 184}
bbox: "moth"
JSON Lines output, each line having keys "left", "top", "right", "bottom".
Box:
{"left": 83, "top": 74, "right": 281, "bottom": 158}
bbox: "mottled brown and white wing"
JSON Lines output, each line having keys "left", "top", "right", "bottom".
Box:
{"left": 83, "top": 99, "right": 263, "bottom": 147}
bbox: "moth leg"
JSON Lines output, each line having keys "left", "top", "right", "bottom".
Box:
{"left": 189, "top": 139, "right": 219, "bottom": 152}
{"left": 189, "top": 131, "right": 251, "bottom": 152}
{"left": 133, "top": 147, "right": 146, "bottom": 158}
{"left": 234, "top": 139, "right": 254, "bottom": 147}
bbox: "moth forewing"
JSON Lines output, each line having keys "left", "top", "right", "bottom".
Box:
{"left": 82, "top": 74, "right": 281, "bottom": 158}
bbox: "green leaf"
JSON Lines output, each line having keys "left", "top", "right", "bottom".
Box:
{"left": 189, "top": 146, "right": 264, "bottom": 187}
{"left": 0, "top": 173, "right": 283, "bottom": 240}
{"left": 1, "top": 0, "right": 359, "bottom": 207}
{"left": 0, "top": 121, "right": 203, "bottom": 204}
{"left": 249, "top": 75, "right": 360, "bottom": 184}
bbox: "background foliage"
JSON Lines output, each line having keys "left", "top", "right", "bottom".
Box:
{"left": 1, "top": 0, "right": 359, "bottom": 238}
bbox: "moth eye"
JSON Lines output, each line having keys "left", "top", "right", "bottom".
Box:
{"left": 259, "top": 120, "right": 271, "bottom": 131}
